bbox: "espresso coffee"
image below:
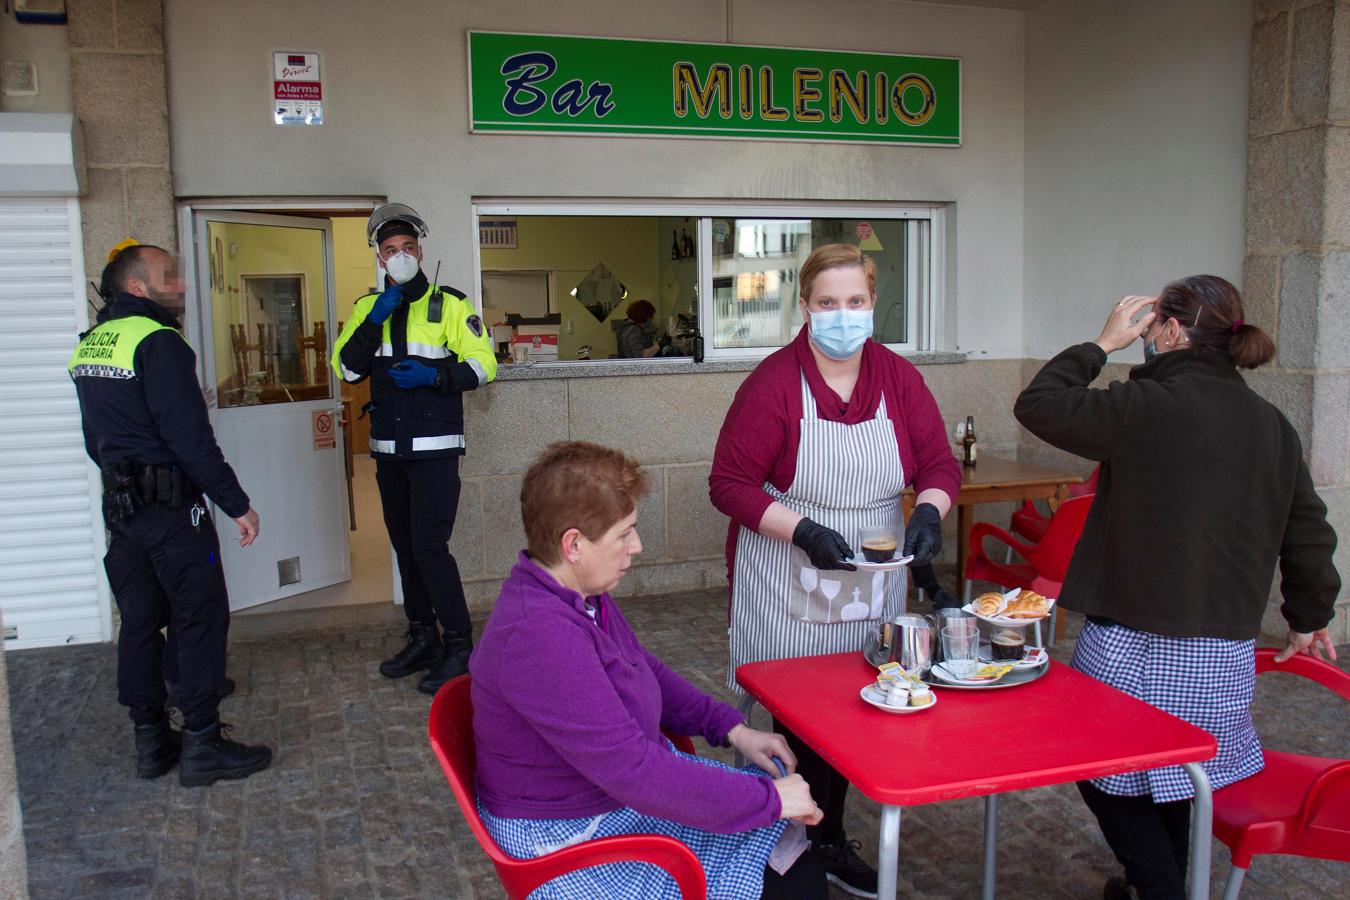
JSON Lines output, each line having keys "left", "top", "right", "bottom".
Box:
{"left": 991, "top": 630, "right": 1025, "bottom": 661}
{"left": 861, "top": 539, "right": 898, "bottom": 563}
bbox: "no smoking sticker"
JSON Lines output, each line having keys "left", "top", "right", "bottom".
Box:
{"left": 312, "top": 411, "right": 336, "bottom": 450}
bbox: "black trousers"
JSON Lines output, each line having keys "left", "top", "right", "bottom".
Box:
{"left": 104, "top": 503, "right": 229, "bottom": 730}
{"left": 375, "top": 455, "right": 471, "bottom": 636}
{"left": 773, "top": 716, "right": 850, "bottom": 845}
{"left": 1078, "top": 781, "right": 1192, "bottom": 900}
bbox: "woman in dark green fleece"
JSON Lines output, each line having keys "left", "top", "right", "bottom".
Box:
{"left": 1015, "top": 275, "right": 1339, "bottom": 900}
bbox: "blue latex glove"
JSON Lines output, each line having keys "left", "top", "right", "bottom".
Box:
{"left": 389, "top": 359, "right": 438, "bottom": 389}
{"left": 367, "top": 285, "right": 403, "bottom": 325}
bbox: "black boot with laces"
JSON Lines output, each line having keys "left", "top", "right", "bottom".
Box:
{"left": 178, "top": 720, "right": 272, "bottom": 787}
{"left": 133, "top": 716, "right": 181, "bottom": 779}
{"left": 379, "top": 622, "right": 442, "bottom": 679}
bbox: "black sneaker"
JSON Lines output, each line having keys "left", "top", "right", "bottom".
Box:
{"left": 813, "top": 838, "right": 878, "bottom": 898}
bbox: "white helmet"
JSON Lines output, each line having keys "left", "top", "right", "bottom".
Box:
{"left": 366, "top": 202, "right": 429, "bottom": 247}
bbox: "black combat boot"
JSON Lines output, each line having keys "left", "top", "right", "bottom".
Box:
{"left": 178, "top": 721, "right": 272, "bottom": 788}
{"left": 133, "top": 717, "right": 181, "bottom": 779}
{"left": 379, "top": 622, "right": 443, "bottom": 679}
{"left": 416, "top": 633, "right": 472, "bottom": 696}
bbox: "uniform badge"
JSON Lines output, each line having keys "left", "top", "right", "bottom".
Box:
{"left": 466, "top": 314, "right": 484, "bottom": 338}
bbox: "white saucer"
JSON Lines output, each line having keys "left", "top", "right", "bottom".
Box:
{"left": 859, "top": 683, "right": 938, "bottom": 714}
{"left": 851, "top": 555, "right": 915, "bottom": 572}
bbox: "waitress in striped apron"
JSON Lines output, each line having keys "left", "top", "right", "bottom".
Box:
{"left": 711, "top": 243, "right": 961, "bottom": 897}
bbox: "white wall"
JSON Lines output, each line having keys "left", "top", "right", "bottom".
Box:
{"left": 163, "top": 0, "right": 1028, "bottom": 356}
{"left": 1022, "top": 0, "right": 1252, "bottom": 361}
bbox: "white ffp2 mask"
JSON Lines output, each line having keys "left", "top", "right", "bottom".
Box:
{"left": 383, "top": 251, "right": 420, "bottom": 285}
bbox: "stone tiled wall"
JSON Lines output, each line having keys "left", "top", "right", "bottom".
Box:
{"left": 68, "top": 0, "right": 175, "bottom": 301}
{"left": 1246, "top": 0, "right": 1350, "bottom": 641}
{"left": 451, "top": 359, "right": 1027, "bottom": 609}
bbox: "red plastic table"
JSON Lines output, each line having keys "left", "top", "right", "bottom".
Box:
{"left": 737, "top": 653, "right": 1218, "bottom": 900}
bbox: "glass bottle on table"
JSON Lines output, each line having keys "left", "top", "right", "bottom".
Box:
{"left": 962, "top": 415, "right": 978, "bottom": 467}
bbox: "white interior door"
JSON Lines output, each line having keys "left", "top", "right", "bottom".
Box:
{"left": 190, "top": 211, "right": 350, "bottom": 610}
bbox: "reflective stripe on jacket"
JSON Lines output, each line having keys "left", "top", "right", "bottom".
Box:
{"left": 331, "top": 275, "right": 497, "bottom": 459}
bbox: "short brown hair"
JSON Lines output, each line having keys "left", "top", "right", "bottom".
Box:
{"left": 521, "top": 441, "right": 650, "bottom": 566}
{"left": 626, "top": 299, "right": 655, "bottom": 324}
{"left": 1156, "top": 275, "right": 1274, "bottom": 369}
{"left": 799, "top": 243, "right": 877, "bottom": 304}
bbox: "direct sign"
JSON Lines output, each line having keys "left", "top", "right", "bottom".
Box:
{"left": 468, "top": 32, "right": 960, "bottom": 147}
{"left": 274, "top": 51, "right": 324, "bottom": 126}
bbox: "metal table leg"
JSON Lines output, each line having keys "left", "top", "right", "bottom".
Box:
{"left": 877, "top": 804, "right": 903, "bottom": 900}
{"left": 1184, "top": 762, "right": 1213, "bottom": 900}
{"left": 983, "top": 794, "right": 998, "bottom": 900}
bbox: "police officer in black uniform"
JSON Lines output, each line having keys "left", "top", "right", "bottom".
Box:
{"left": 69, "top": 242, "right": 271, "bottom": 786}
{"left": 332, "top": 204, "right": 497, "bottom": 695}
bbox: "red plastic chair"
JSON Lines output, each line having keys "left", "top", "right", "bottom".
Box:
{"left": 1008, "top": 465, "right": 1099, "bottom": 544}
{"left": 963, "top": 494, "right": 1094, "bottom": 644}
{"left": 1211, "top": 648, "right": 1350, "bottom": 900}
{"left": 428, "top": 674, "right": 708, "bottom": 900}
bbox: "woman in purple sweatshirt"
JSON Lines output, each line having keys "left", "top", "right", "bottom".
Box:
{"left": 471, "top": 441, "right": 828, "bottom": 899}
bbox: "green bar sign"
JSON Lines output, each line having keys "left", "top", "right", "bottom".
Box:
{"left": 468, "top": 31, "right": 960, "bottom": 146}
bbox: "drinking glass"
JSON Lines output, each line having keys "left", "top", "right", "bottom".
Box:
{"left": 941, "top": 623, "right": 980, "bottom": 677}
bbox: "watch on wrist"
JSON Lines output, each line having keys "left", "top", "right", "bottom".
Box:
{"left": 432, "top": 370, "right": 444, "bottom": 390}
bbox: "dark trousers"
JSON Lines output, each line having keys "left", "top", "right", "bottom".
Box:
{"left": 375, "top": 455, "right": 470, "bottom": 636}
{"left": 104, "top": 504, "right": 229, "bottom": 730}
{"left": 773, "top": 716, "right": 850, "bottom": 844}
{"left": 1078, "top": 781, "right": 1192, "bottom": 900}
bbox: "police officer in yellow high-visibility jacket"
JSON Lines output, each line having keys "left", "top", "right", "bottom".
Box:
{"left": 332, "top": 204, "right": 497, "bottom": 695}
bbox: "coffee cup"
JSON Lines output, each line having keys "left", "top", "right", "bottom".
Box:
{"left": 991, "top": 628, "right": 1026, "bottom": 661}
{"left": 858, "top": 525, "right": 898, "bottom": 563}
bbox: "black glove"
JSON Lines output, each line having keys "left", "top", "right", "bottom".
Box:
{"left": 792, "top": 517, "right": 857, "bottom": 571}
{"left": 902, "top": 502, "right": 943, "bottom": 566}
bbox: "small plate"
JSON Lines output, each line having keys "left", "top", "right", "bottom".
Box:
{"left": 860, "top": 683, "right": 938, "bottom": 714}
{"left": 964, "top": 587, "right": 1057, "bottom": 626}
{"left": 851, "top": 554, "right": 915, "bottom": 572}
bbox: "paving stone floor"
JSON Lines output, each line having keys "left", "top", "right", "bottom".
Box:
{"left": 7, "top": 588, "right": 1349, "bottom": 899}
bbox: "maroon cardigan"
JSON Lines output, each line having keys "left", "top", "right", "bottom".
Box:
{"left": 710, "top": 328, "right": 961, "bottom": 580}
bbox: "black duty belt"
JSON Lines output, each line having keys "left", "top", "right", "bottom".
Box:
{"left": 101, "top": 461, "right": 200, "bottom": 522}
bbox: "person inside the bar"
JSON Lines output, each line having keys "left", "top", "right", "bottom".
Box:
{"left": 615, "top": 299, "right": 673, "bottom": 358}
{"left": 471, "top": 440, "right": 829, "bottom": 900}
{"left": 709, "top": 243, "right": 961, "bottom": 897}
{"left": 1015, "top": 276, "right": 1339, "bottom": 900}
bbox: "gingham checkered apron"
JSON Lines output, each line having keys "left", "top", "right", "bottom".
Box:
{"left": 1071, "top": 618, "right": 1264, "bottom": 802}
{"left": 479, "top": 748, "right": 787, "bottom": 899}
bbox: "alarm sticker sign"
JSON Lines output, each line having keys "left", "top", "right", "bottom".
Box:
{"left": 274, "top": 51, "right": 324, "bottom": 126}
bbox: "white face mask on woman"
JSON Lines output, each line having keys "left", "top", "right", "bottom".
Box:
{"left": 383, "top": 251, "right": 420, "bottom": 285}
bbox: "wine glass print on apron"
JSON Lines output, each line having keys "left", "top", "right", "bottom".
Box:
{"left": 783, "top": 376, "right": 905, "bottom": 625}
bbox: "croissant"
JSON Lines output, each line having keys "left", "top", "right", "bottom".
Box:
{"left": 1004, "top": 591, "right": 1049, "bottom": 619}
{"left": 974, "top": 592, "right": 1004, "bottom": 616}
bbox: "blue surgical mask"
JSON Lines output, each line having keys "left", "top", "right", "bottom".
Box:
{"left": 1143, "top": 336, "right": 1160, "bottom": 363}
{"left": 809, "top": 308, "right": 873, "bottom": 360}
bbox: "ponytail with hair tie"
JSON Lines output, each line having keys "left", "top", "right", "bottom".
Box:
{"left": 1230, "top": 319, "right": 1243, "bottom": 334}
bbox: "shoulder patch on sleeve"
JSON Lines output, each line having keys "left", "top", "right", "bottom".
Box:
{"left": 466, "top": 314, "right": 484, "bottom": 338}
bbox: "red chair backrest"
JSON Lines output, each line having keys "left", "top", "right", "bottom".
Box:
{"left": 427, "top": 675, "right": 518, "bottom": 868}
{"left": 1025, "top": 493, "right": 1094, "bottom": 583}
{"left": 1254, "top": 648, "right": 1350, "bottom": 700}
{"left": 1068, "top": 465, "right": 1101, "bottom": 499}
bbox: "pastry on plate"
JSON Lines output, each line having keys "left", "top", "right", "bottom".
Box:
{"left": 1004, "top": 590, "right": 1049, "bottom": 619}
{"left": 973, "top": 592, "right": 1004, "bottom": 616}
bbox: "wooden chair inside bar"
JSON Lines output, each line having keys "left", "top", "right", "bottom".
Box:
{"left": 294, "top": 320, "right": 328, "bottom": 386}
{"left": 229, "top": 322, "right": 276, "bottom": 387}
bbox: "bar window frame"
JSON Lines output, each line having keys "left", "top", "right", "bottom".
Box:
{"left": 472, "top": 199, "right": 943, "bottom": 362}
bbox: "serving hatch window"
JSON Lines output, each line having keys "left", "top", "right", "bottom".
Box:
{"left": 473, "top": 202, "right": 938, "bottom": 363}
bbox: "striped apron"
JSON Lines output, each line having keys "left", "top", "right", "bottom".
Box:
{"left": 728, "top": 374, "right": 907, "bottom": 690}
